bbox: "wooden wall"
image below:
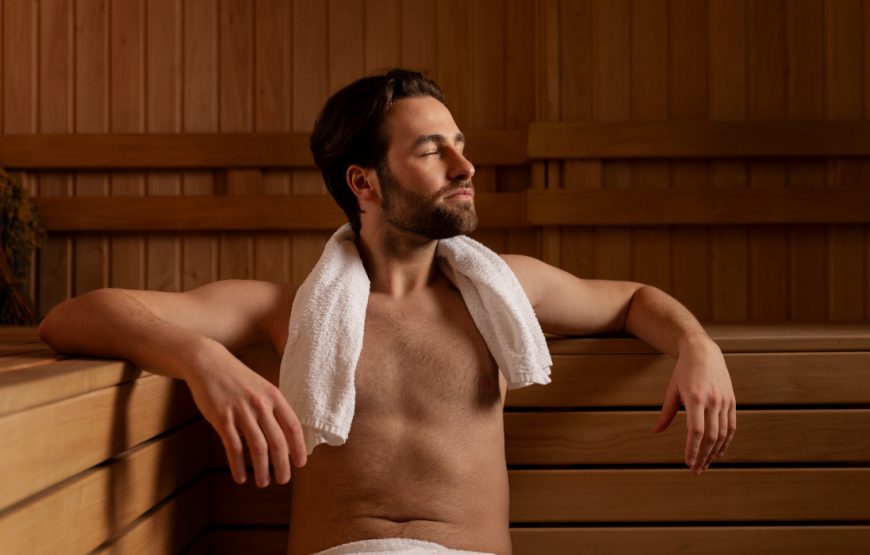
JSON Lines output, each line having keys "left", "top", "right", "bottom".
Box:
{"left": 1, "top": 0, "right": 869, "bottom": 322}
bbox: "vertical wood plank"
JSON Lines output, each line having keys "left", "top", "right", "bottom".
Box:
{"left": 1, "top": 0, "right": 36, "bottom": 135}
{"left": 593, "top": 0, "right": 632, "bottom": 280}
{"left": 503, "top": 0, "right": 538, "bottom": 257}
{"left": 865, "top": 0, "right": 870, "bottom": 319}
{"left": 708, "top": 0, "right": 749, "bottom": 321}
{"left": 468, "top": 0, "right": 506, "bottom": 253}
{"left": 364, "top": 0, "right": 400, "bottom": 72}
{"left": 825, "top": 0, "right": 866, "bottom": 320}
{"left": 669, "top": 0, "right": 710, "bottom": 320}
{"left": 182, "top": 0, "right": 219, "bottom": 291}
{"left": 400, "top": 0, "right": 436, "bottom": 75}
{"left": 559, "top": 0, "right": 595, "bottom": 277}
{"left": 74, "top": 0, "right": 110, "bottom": 297}
{"left": 37, "top": 0, "right": 74, "bottom": 314}
{"left": 110, "top": 0, "right": 146, "bottom": 290}
{"left": 535, "top": 0, "right": 562, "bottom": 267}
{"left": 436, "top": 0, "right": 471, "bottom": 127}
{"left": 329, "top": 0, "right": 364, "bottom": 92}
{"left": 787, "top": 0, "right": 828, "bottom": 321}
{"left": 747, "top": 0, "right": 789, "bottom": 320}
{"left": 291, "top": 0, "right": 328, "bottom": 284}
{"left": 630, "top": 0, "right": 671, "bottom": 292}
{"left": 219, "top": 0, "right": 257, "bottom": 281}
{"left": 254, "top": 0, "right": 293, "bottom": 284}
{"left": 146, "top": 0, "right": 182, "bottom": 292}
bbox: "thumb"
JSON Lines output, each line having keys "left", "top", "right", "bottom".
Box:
{"left": 652, "top": 382, "right": 680, "bottom": 433}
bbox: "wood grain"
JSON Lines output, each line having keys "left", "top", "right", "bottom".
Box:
{"left": 0, "top": 422, "right": 206, "bottom": 554}
{"left": 0, "top": 374, "right": 198, "bottom": 510}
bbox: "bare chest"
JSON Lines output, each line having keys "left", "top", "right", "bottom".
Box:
{"left": 353, "top": 294, "right": 503, "bottom": 421}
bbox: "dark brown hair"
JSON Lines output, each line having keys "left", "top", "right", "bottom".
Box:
{"left": 309, "top": 69, "right": 446, "bottom": 234}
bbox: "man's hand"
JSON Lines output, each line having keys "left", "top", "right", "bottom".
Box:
{"left": 185, "top": 339, "right": 308, "bottom": 487}
{"left": 651, "top": 338, "right": 736, "bottom": 475}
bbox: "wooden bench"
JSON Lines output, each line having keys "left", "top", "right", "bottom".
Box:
{"left": 2, "top": 324, "right": 869, "bottom": 554}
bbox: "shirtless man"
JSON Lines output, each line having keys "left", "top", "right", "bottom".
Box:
{"left": 38, "top": 69, "right": 736, "bottom": 555}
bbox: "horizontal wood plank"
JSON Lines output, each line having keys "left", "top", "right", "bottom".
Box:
{"left": 524, "top": 189, "right": 870, "bottom": 226}
{"left": 507, "top": 469, "right": 870, "bottom": 522}
{"left": 206, "top": 469, "right": 870, "bottom": 525}
{"left": 506, "top": 352, "right": 870, "bottom": 407}
{"left": 0, "top": 421, "right": 206, "bottom": 554}
{"left": 528, "top": 121, "right": 870, "bottom": 158}
{"left": 0, "top": 357, "right": 142, "bottom": 416}
{"left": 0, "top": 374, "right": 199, "bottom": 510}
{"left": 504, "top": 410, "right": 870, "bottom": 464}
{"left": 200, "top": 526, "right": 870, "bottom": 555}
{"left": 32, "top": 193, "right": 524, "bottom": 231}
{"left": 510, "top": 526, "right": 870, "bottom": 555}
{"left": 92, "top": 476, "right": 208, "bottom": 554}
{"left": 29, "top": 189, "right": 870, "bottom": 232}
{"left": 0, "top": 131, "right": 525, "bottom": 169}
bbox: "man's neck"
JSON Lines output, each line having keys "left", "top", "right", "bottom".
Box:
{"left": 356, "top": 224, "right": 440, "bottom": 298}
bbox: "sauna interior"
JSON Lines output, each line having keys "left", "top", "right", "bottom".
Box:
{"left": 1, "top": 1, "right": 869, "bottom": 554}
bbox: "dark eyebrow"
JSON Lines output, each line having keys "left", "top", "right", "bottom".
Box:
{"left": 412, "top": 132, "right": 466, "bottom": 149}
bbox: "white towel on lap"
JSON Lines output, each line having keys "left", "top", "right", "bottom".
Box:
{"left": 279, "top": 224, "right": 552, "bottom": 455}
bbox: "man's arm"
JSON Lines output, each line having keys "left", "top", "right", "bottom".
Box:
{"left": 38, "top": 280, "right": 307, "bottom": 487}
{"left": 502, "top": 254, "right": 736, "bottom": 476}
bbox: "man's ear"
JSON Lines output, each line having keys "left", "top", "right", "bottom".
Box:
{"left": 346, "top": 164, "right": 379, "bottom": 204}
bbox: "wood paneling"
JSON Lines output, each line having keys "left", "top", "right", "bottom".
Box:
{"left": 1, "top": 0, "right": 869, "bottom": 319}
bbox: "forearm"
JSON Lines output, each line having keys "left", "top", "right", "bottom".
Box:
{"left": 38, "top": 289, "right": 218, "bottom": 382}
{"left": 623, "top": 285, "right": 717, "bottom": 358}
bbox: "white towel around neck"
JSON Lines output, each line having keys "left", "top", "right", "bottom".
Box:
{"left": 279, "top": 224, "right": 552, "bottom": 455}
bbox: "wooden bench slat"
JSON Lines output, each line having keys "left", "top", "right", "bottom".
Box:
{"left": 206, "top": 469, "right": 870, "bottom": 525}
{"left": 0, "top": 421, "right": 206, "bottom": 554}
{"left": 92, "top": 476, "right": 208, "bottom": 555}
{"left": 510, "top": 526, "right": 870, "bottom": 555}
{"left": 0, "top": 375, "right": 199, "bottom": 510}
{"left": 508, "top": 469, "right": 870, "bottom": 522}
{"left": 201, "top": 526, "right": 870, "bottom": 555}
{"left": 507, "top": 352, "right": 870, "bottom": 407}
{"left": 0, "top": 352, "right": 67, "bottom": 372}
{"left": 504, "top": 409, "right": 870, "bottom": 464}
{"left": 0, "top": 358, "right": 142, "bottom": 416}
{"left": 546, "top": 324, "right": 870, "bottom": 354}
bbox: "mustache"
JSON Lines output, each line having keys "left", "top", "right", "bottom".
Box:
{"left": 438, "top": 180, "right": 474, "bottom": 197}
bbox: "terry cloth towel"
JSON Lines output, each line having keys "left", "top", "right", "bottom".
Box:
{"left": 279, "top": 223, "right": 552, "bottom": 455}
{"left": 311, "top": 538, "right": 496, "bottom": 555}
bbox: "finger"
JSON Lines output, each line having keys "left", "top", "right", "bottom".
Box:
{"left": 694, "top": 403, "right": 718, "bottom": 474}
{"left": 685, "top": 402, "right": 705, "bottom": 471}
{"left": 220, "top": 417, "right": 247, "bottom": 484}
{"left": 652, "top": 382, "right": 680, "bottom": 433}
{"left": 705, "top": 406, "right": 729, "bottom": 469}
{"left": 258, "top": 409, "right": 292, "bottom": 485}
{"left": 274, "top": 398, "right": 308, "bottom": 467}
{"left": 718, "top": 401, "right": 737, "bottom": 458}
{"left": 238, "top": 408, "right": 272, "bottom": 487}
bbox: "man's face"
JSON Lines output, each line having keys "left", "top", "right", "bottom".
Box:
{"left": 376, "top": 96, "right": 478, "bottom": 239}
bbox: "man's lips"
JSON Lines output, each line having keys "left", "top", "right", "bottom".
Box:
{"left": 443, "top": 188, "right": 474, "bottom": 199}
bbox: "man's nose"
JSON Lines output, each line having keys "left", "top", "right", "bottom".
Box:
{"left": 448, "top": 149, "right": 475, "bottom": 182}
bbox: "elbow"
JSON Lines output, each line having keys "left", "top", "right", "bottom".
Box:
{"left": 38, "top": 288, "right": 110, "bottom": 349}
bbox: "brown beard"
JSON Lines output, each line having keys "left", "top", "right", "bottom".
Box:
{"left": 377, "top": 164, "right": 478, "bottom": 240}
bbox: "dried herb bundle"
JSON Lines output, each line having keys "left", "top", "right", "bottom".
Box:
{"left": 1, "top": 168, "right": 47, "bottom": 325}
